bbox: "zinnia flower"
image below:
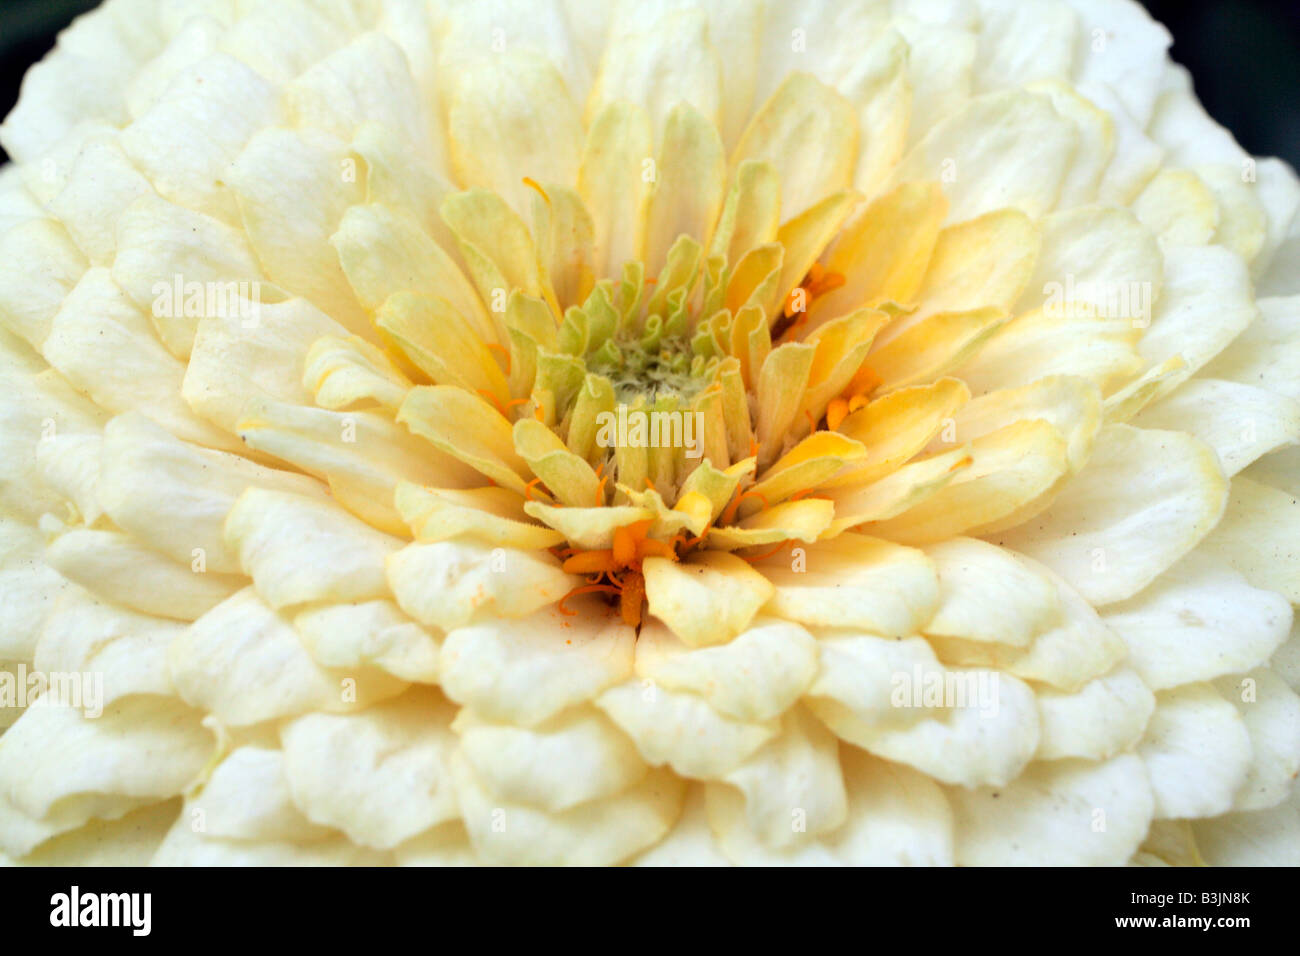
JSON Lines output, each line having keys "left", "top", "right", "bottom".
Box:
{"left": 0, "top": 0, "right": 1298, "bottom": 866}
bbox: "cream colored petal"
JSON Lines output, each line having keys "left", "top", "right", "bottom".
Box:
{"left": 958, "top": 307, "right": 1141, "bottom": 396}
{"left": 587, "top": 8, "right": 720, "bottom": 139}
{"left": 1133, "top": 378, "right": 1300, "bottom": 477}
{"left": 286, "top": 33, "right": 441, "bottom": 169}
{"left": 1026, "top": 80, "right": 1115, "bottom": 208}
{"left": 397, "top": 385, "right": 531, "bottom": 494}
{"left": 225, "top": 488, "right": 402, "bottom": 609}
{"left": 1213, "top": 669, "right": 1300, "bottom": 812}
{"left": 1138, "top": 683, "right": 1251, "bottom": 819}
{"left": 228, "top": 127, "right": 368, "bottom": 335}
{"left": 1200, "top": 476, "right": 1300, "bottom": 603}
{"left": 868, "top": 419, "right": 1069, "bottom": 545}
{"left": 110, "top": 193, "right": 265, "bottom": 358}
{"left": 597, "top": 680, "right": 777, "bottom": 779}
{"left": 922, "top": 537, "right": 1061, "bottom": 647}
{"left": 280, "top": 688, "right": 458, "bottom": 850}
{"left": 1133, "top": 168, "right": 1220, "bottom": 247}
{"left": 454, "top": 705, "right": 647, "bottom": 812}
{"left": 1138, "top": 242, "right": 1257, "bottom": 381}
{"left": 927, "top": 556, "right": 1127, "bottom": 692}
{"left": 1203, "top": 295, "right": 1300, "bottom": 403}
{"left": 823, "top": 445, "right": 973, "bottom": 532}
{"left": 995, "top": 424, "right": 1228, "bottom": 605}
{"left": 833, "top": 662, "right": 1039, "bottom": 788}
{"left": 34, "top": 588, "right": 182, "bottom": 707}
{"left": 720, "top": 706, "right": 847, "bottom": 849}
{"left": 731, "top": 72, "right": 857, "bottom": 223}
{"left": 98, "top": 412, "right": 325, "bottom": 575}
{"left": 1065, "top": 0, "right": 1170, "bottom": 127}
{"left": 635, "top": 617, "right": 819, "bottom": 723}
{"left": 1015, "top": 205, "right": 1162, "bottom": 323}
{"left": 1103, "top": 550, "right": 1292, "bottom": 691}
{"left": 947, "top": 755, "right": 1154, "bottom": 865}
{"left": 46, "top": 527, "right": 243, "bottom": 622}
{"left": 237, "top": 398, "right": 477, "bottom": 534}
{"left": 939, "top": 374, "right": 1101, "bottom": 473}
{"left": 630, "top": 784, "right": 731, "bottom": 867}
{"left": 812, "top": 182, "right": 946, "bottom": 324}
{"left": 579, "top": 102, "right": 653, "bottom": 280}
{"left": 400, "top": 483, "right": 565, "bottom": 551}
{"left": 1035, "top": 667, "right": 1155, "bottom": 761}
{"left": 911, "top": 207, "right": 1039, "bottom": 324}
{"left": 188, "top": 747, "right": 331, "bottom": 844}
{"left": 120, "top": 52, "right": 281, "bottom": 225}
{"left": 42, "top": 268, "right": 239, "bottom": 452}
{"left": 888, "top": 89, "right": 1078, "bottom": 224}
{"left": 169, "top": 588, "right": 405, "bottom": 726}
{"left": 1191, "top": 791, "right": 1300, "bottom": 866}
{"left": 706, "top": 747, "right": 956, "bottom": 866}
{"left": 438, "top": 599, "right": 634, "bottom": 726}
{"left": 393, "top": 822, "right": 479, "bottom": 867}
{"left": 828, "top": 378, "right": 970, "bottom": 488}
{"left": 11, "top": 799, "right": 179, "bottom": 867}
{"left": 151, "top": 822, "right": 387, "bottom": 866}
{"left": 452, "top": 751, "right": 684, "bottom": 866}
{"left": 1196, "top": 163, "right": 1268, "bottom": 267}
{"left": 448, "top": 51, "right": 583, "bottom": 218}
{"left": 304, "top": 334, "right": 413, "bottom": 411}
{"left": 974, "top": 0, "right": 1077, "bottom": 92}
{"left": 294, "top": 599, "right": 440, "bottom": 686}
{"left": 183, "top": 297, "right": 347, "bottom": 433}
{"left": 0, "top": 697, "right": 213, "bottom": 857}
{"left": 869, "top": 306, "right": 1008, "bottom": 391}
{"left": 332, "top": 204, "right": 492, "bottom": 345}
{"left": 642, "top": 550, "right": 774, "bottom": 648}
{"left": 641, "top": 104, "right": 726, "bottom": 276}
{"left": 756, "top": 534, "right": 937, "bottom": 638}
{"left": 46, "top": 136, "right": 153, "bottom": 265}
{"left": 387, "top": 540, "right": 571, "bottom": 633}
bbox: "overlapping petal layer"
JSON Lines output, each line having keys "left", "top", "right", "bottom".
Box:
{"left": 0, "top": 0, "right": 1298, "bottom": 866}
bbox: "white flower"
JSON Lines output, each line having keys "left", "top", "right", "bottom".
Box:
{"left": 0, "top": 0, "right": 1298, "bottom": 866}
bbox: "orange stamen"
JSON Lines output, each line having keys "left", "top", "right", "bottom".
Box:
{"left": 562, "top": 550, "right": 620, "bottom": 575}
{"left": 613, "top": 520, "right": 652, "bottom": 567}
{"left": 720, "top": 488, "right": 770, "bottom": 527}
{"left": 522, "top": 177, "right": 551, "bottom": 206}
{"left": 826, "top": 397, "right": 850, "bottom": 432}
{"left": 534, "top": 404, "right": 546, "bottom": 422}
{"left": 846, "top": 362, "right": 882, "bottom": 398}
{"left": 524, "top": 477, "right": 547, "bottom": 502}
{"left": 619, "top": 571, "right": 645, "bottom": 627}
{"left": 557, "top": 584, "right": 620, "bottom": 615}
{"left": 476, "top": 389, "right": 511, "bottom": 417}
{"left": 638, "top": 538, "right": 677, "bottom": 561}
{"left": 742, "top": 540, "right": 792, "bottom": 563}
{"left": 484, "top": 342, "right": 512, "bottom": 374}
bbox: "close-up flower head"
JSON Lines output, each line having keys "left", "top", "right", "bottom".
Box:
{"left": 0, "top": 0, "right": 1297, "bottom": 875}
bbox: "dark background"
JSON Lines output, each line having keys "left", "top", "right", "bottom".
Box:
{"left": 0, "top": 0, "right": 1297, "bottom": 168}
